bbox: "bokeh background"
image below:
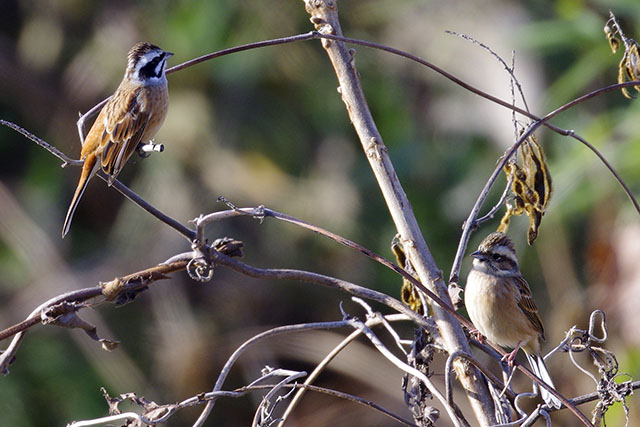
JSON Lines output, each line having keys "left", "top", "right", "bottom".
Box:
{"left": 1, "top": 0, "right": 639, "bottom": 425}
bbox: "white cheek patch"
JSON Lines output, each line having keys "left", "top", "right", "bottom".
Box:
{"left": 135, "top": 56, "right": 150, "bottom": 73}
{"left": 472, "top": 258, "right": 490, "bottom": 272}
{"left": 154, "top": 59, "right": 166, "bottom": 77}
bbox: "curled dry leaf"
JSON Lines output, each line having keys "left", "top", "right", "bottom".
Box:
{"left": 391, "top": 235, "right": 427, "bottom": 315}
{"left": 42, "top": 302, "right": 119, "bottom": 351}
{"left": 619, "top": 43, "right": 640, "bottom": 98}
{"left": 604, "top": 24, "right": 620, "bottom": 54}
{"left": 606, "top": 12, "right": 640, "bottom": 98}
{"left": 498, "top": 132, "right": 552, "bottom": 244}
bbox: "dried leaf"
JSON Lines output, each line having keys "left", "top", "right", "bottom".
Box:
{"left": 499, "top": 132, "right": 552, "bottom": 244}
{"left": 607, "top": 13, "right": 640, "bottom": 98}
{"left": 447, "top": 282, "right": 464, "bottom": 310}
{"left": 42, "top": 303, "right": 119, "bottom": 351}
{"left": 604, "top": 24, "right": 620, "bottom": 53}
{"left": 391, "top": 236, "right": 427, "bottom": 315}
{"left": 522, "top": 134, "right": 552, "bottom": 216}
{"left": 212, "top": 237, "right": 244, "bottom": 258}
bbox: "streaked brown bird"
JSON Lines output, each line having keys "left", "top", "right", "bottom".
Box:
{"left": 465, "top": 231, "right": 561, "bottom": 409}
{"left": 62, "top": 42, "right": 172, "bottom": 237}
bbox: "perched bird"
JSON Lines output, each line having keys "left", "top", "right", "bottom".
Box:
{"left": 465, "top": 232, "right": 561, "bottom": 409}
{"left": 62, "top": 42, "right": 173, "bottom": 237}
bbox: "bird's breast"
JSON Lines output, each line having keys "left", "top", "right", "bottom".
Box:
{"left": 139, "top": 83, "right": 169, "bottom": 142}
{"left": 465, "top": 269, "right": 537, "bottom": 349}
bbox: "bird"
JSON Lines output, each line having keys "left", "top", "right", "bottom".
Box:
{"left": 464, "top": 231, "right": 562, "bottom": 409}
{"left": 62, "top": 42, "right": 173, "bottom": 238}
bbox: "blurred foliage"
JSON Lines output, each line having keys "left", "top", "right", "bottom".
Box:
{"left": 1, "top": 0, "right": 639, "bottom": 425}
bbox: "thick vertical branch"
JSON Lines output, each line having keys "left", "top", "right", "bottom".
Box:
{"left": 302, "top": 1, "right": 496, "bottom": 424}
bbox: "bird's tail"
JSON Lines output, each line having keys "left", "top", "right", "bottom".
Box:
{"left": 62, "top": 155, "right": 97, "bottom": 238}
{"left": 525, "top": 352, "right": 562, "bottom": 409}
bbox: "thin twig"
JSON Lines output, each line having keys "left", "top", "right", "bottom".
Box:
{"left": 193, "top": 320, "right": 354, "bottom": 426}
{"left": 0, "top": 286, "right": 100, "bottom": 374}
{"left": 445, "top": 351, "right": 517, "bottom": 406}
{"left": 0, "top": 119, "right": 80, "bottom": 166}
{"left": 449, "top": 79, "right": 640, "bottom": 286}
{"left": 347, "top": 313, "right": 463, "bottom": 427}
{"left": 68, "top": 412, "right": 144, "bottom": 427}
{"left": 197, "top": 206, "right": 468, "bottom": 325}
{"left": 103, "top": 171, "right": 195, "bottom": 240}
{"left": 75, "top": 382, "right": 419, "bottom": 427}
{"left": 0, "top": 120, "right": 196, "bottom": 240}
{"left": 444, "top": 30, "right": 531, "bottom": 113}
{"left": 210, "top": 250, "right": 433, "bottom": 330}
{"left": 278, "top": 313, "right": 417, "bottom": 426}
{"left": 0, "top": 260, "right": 188, "bottom": 374}
{"left": 283, "top": 383, "right": 419, "bottom": 426}
{"left": 251, "top": 370, "right": 307, "bottom": 427}
{"left": 475, "top": 174, "right": 513, "bottom": 226}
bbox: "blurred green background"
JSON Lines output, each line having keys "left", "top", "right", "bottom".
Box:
{"left": 1, "top": 0, "right": 639, "bottom": 425}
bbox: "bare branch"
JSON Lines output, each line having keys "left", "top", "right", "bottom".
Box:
{"left": 1, "top": 239, "right": 240, "bottom": 372}
{"left": 193, "top": 320, "right": 357, "bottom": 426}
{"left": 444, "top": 30, "right": 531, "bottom": 113}
{"left": 302, "top": 1, "right": 496, "bottom": 423}
{"left": 197, "top": 205, "right": 471, "bottom": 327}
{"left": 0, "top": 119, "right": 80, "bottom": 166}
{"left": 346, "top": 310, "right": 463, "bottom": 426}
{"left": 0, "top": 260, "right": 186, "bottom": 373}
{"left": 70, "top": 381, "right": 420, "bottom": 426}
{"left": 0, "top": 120, "right": 196, "bottom": 240}
{"left": 211, "top": 250, "right": 432, "bottom": 329}
{"left": 68, "top": 412, "right": 144, "bottom": 427}
{"left": 449, "top": 81, "right": 640, "bottom": 284}
{"left": 277, "top": 313, "right": 431, "bottom": 425}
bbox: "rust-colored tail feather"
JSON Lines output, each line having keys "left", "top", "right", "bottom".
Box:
{"left": 62, "top": 154, "right": 98, "bottom": 238}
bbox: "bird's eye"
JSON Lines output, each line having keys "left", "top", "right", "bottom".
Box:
{"left": 491, "top": 254, "right": 504, "bottom": 262}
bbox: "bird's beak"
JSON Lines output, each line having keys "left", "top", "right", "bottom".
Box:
{"left": 470, "top": 250, "right": 484, "bottom": 260}
{"left": 164, "top": 51, "right": 174, "bottom": 58}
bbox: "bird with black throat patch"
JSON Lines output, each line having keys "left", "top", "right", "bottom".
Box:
{"left": 62, "top": 42, "right": 173, "bottom": 237}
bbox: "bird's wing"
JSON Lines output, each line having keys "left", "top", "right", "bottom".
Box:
{"left": 99, "top": 86, "right": 151, "bottom": 184}
{"left": 514, "top": 275, "right": 546, "bottom": 340}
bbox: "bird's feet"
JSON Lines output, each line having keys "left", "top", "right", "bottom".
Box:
{"left": 500, "top": 343, "right": 522, "bottom": 367}
{"left": 469, "top": 328, "right": 486, "bottom": 344}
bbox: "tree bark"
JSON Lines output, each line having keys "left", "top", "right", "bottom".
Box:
{"left": 302, "top": 1, "right": 496, "bottom": 424}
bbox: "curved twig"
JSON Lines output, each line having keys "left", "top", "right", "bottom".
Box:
{"left": 449, "top": 78, "right": 640, "bottom": 285}
{"left": 278, "top": 313, "right": 416, "bottom": 425}
{"left": 445, "top": 350, "right": 517, "bottom": 406}
{"left": 5, "top": 31, "right": 637, "bottom": 245}
{"left": 211, "top": 250, "right": 433, "bottom": 330}
{"left": 445, "top": 30, "right": 531, "bottom": 114}
{"left": 192, "top": 320, "right": 355, "bottom": 426}
{"left": 347, "top": 313, "right": 463, "bottom": 427}
{"left": 448, "top": 121, "right": 543, "bottom": 285}
{"left": 1, "top": 120, "right": 196, "bottom": 240}
{"left": 475, "top": 174, "right": 513, "bottom": 226}
{"left": 197, "top": 205, "right": 474, "bottom": 330}
{"left": 0, "top": 260, "right": 189, "bottom": 373}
